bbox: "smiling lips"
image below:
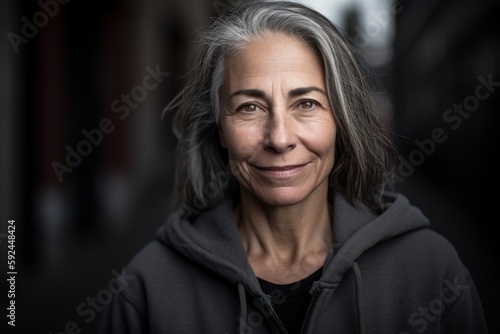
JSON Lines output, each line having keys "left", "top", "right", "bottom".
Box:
{"left": 253, "top": 164, "right": 307, "bottom": 179}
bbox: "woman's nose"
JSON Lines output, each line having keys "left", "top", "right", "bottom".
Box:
{"left": 263, "top": 110, "right": 297, "bottom": 154}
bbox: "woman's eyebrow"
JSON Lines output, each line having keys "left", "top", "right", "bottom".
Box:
{"left": 229, "top": 87, "right": 327, "bottom": 100}
{"left": 229, "top": 89, "right": 266, "bottom": 100}
{"left": 288, "top": 86, "right": 327, "bottom": 98}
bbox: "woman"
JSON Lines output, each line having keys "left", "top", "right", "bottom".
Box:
{"left": 99, "top": 1, "right": 488, "bottom": 333}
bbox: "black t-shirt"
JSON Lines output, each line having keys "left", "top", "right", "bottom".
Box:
{"left": 258, "top": 267, "right": 323, "bottom": 334}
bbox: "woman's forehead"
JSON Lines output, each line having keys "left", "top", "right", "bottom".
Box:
{"left": 223, "top": 34, "right": 325, "bottom": 93}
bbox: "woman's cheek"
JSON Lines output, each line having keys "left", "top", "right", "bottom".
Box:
{"left": 225, "top": 124, "right": 263, "bottom": 161}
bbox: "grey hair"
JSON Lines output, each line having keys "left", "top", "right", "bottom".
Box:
{"left": 166, "top": 1, "right": 396, "bottom": 215}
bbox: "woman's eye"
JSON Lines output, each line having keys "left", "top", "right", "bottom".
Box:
{"left": 239, "top": 104, "right": 260, "bottom": 112}
{"left": 299, "top": 100, "right": 316, "bottom": 110}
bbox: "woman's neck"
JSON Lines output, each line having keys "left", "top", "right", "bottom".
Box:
{"left": 235, "top": 183, "right": 333, "bottom": 282}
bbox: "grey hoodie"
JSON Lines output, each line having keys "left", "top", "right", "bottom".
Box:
{"left": 98, "top": 189, "right": 488, "bottom": 333}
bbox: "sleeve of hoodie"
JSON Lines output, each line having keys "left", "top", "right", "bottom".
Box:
{"left": 427, "top": 231, "right": 489, "bottom": 334}
{"left": 97, "top": 241, "right": 176, "bottom": 334}
{"left": 440, "top": 273, "right": 488, "bottom": 334}
{"left": 96, "top": 260, "right": 150, "bottom": 334}
{"left": 97, "top": 276, "right": 149, "bottom": 334}
{"left": 98, "top": 289, "right": 148, "bottom": 334}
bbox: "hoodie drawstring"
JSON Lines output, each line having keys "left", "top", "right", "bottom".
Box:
{"left": 237, "top": 283, "right": 248, "bottom": 334}
{"left": 352, "top": 262, "right": 365, "bottom": 334}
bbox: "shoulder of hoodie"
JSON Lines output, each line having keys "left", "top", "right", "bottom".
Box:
{"left": 120, "top": 236, "right": 216, "bottom": 286}
{"left": 110, "top": 236, "right": 230, "bottom": 309}
{"left": 359, "top": 226, "right": 472, "bottom": 283}
{"left": 354, "top": 224, "right": 483, "bottom": 327}
{"left": 363, "top": 190, "right": 472, "bottom": 279}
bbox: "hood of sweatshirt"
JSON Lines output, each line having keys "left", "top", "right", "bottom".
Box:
{"left": 156, "top": 188, "right": 430, "bottom": 333}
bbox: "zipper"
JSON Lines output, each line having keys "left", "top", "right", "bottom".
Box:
{"left": 262, "top": 299, "right": 289, "bottom": 334}
{"left": 299, "top": 289, "right": 320, "bottom": 334}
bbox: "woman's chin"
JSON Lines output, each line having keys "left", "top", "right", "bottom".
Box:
{"left": 250, "top": 187, "right": 315, "bottom": 208}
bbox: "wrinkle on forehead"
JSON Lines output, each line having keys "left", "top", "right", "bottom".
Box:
{"left": 222, "top": 33, "right": 326, "bottom": 103}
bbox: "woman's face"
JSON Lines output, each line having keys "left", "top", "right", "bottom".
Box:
{"left": 219, "top": 33, "right": 336, "bottom": 207}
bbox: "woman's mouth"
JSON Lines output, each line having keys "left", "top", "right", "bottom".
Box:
{"left": 252, "top": 164, "right": 307, "bottom": 179}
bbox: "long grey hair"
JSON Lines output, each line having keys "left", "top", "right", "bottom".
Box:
{"left": 165, "top": 1, "right": 396, "bottom": 216}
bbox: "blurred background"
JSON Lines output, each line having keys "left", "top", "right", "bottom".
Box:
{"left": 1, "top": 0, "right": 498, "bottom": 332}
